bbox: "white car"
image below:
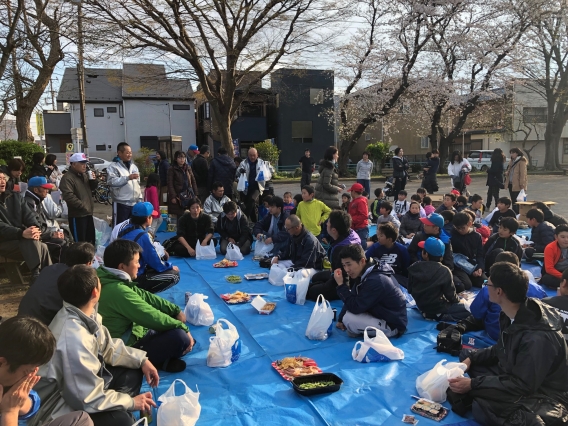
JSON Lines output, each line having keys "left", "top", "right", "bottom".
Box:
{"left": 59, "top": 156, "right": 111, "bottom": 173}
{"left": 466, "top": 150, "right": 509, "bottom": 172}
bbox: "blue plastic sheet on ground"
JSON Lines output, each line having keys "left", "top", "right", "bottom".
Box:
{"left": 140, "top": 236, "right": 485, "bottom": 425}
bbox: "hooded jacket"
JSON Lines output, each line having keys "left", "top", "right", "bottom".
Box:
{"left": 176, "top": 211, "right": 215, "bottom": 249}
{"left": 253, "top": 210, "right": 289, "bottom": 243}
{"left": 468, "top": 299, "right": 568, "bottom": 425}
{"left": 118, "top": 225, "right": 173, "bottom": 275}
{"left": 408, "top": 230, "right": 455, "bottom": 271}
{"left": 544, "top": 241, "right": 567, "bottom": 279}
{"left": 203, "top": 194, "right": 230, "bottom": 224}
{"left": 329, "top": 229, "right": 361, "bottom": 271}
{"left": 530, "top": 220, "right": 556, "bottom": 252}
{"left": 0, "top": 191, "right": 40, "bottom": 240}
{"left": 191, "top": 154, "right": 209, "bottom": 189}
{"left": 337, "top": 260, "right": 407, "bottom": 335}
{"left": 277, "top": 225, "right": 326, "bottom": 270}
{"left": 483, "top": 233, "right": 524, "bottom": 265}
{"left": 59, "top": 167, "right": 97, "bottom": 217}
{"left": 486, "top": 160, "right": 504, "bottom": 187}
{"left": 96, "top": 266, "right": 188, "bottom": 346}
{"left": 208, "top": 154, "right": 237, "bottom": 197}
{"left": 216, "top": 209, "right": 252, "bottom": 246}
{"left": 365, "top": 241, "right": 410, "bottom": 277}
{"left": 315, "top": 160, "right": 340, "bottom": 209}
{"left": 154, "top": 157, "right": 170, "bottom": 187}
{"left": 24, "top": 190, "right": 52, "bottom": 240}
{"left": 399, "top": 211, "right": 422, "bottom": 237}
{"left": 407, "top": 261, "right": 460, "bottom": 316}
{"left": 538, "top": 204, "right": 568, "bottom": 227}
{"left": 106, "top": 158, "right": 142, "bottom": 206}
{"left": 348, "top": 196, "right": 368, "bottom": 230}
{"left": 391, "top": 156, "right": 409, "bottom": 179}
{"left": 30, "top": 302, "right": 147, "bottom": 426}
{"left": 505, "top": 155, "right": 528, "bottom": 192}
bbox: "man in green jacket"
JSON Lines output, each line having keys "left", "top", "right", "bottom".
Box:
{"left": 97, "top": 239, "right": 194, "bottom": 373}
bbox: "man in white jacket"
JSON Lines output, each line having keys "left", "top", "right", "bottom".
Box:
{"left": 31, "top": 265, "right": 158, "bottom": 426}
{"left": 203, "top": 181, "right": 230, "bottom": 224}
{"left": 107, "top": 143, "right": 142, "bottom": 226}
{"left": 237, "top": 148, "right": 268, "bottom": 222}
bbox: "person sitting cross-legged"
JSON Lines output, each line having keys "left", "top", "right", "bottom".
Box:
{"left": 408, "top": 237, "right": 470, "bottom": 321}
{"left": 541, "top": 224, "right": 568, "bottom": 289}
{"left": 169, "top": 199, "right": 215, "bottom": 257}
{"left": 117, "top": 202, "right": 180, "bottom": 293}
{"left": 524, "top": 207, "right": 556, "bottom": 260}
{"left": 271, "top": 214, "right": 326, "bottom": 270}
{"left": 365, "top": 223, "right": 410, "bottom": 288}
{"left": 543, "top": 268, "right": 568, "bottom": 341}
{"left": 333, "top": 244, "right": 407, "bottom": 337}
{"left": 97, "top": 240, "right": 194, "bottom": 373}
{"left": 252, "top": 195, "right": 289, "bottom": 257}
{"left": 216, "top": 201, "right": 252, "bottom": 256}
{"left": 203, "top": 181, "right": 230, "bottom": 225}
{"left": 451, "top": 212, "right": 486, "bottom": 289}
{"left": 31, "top": 265, "right": 159, "bottom": 426}
{"left": 483, "top": 217, "right": 523, "bottom": 275}
{"left": 18, "top": 242, "right": 96, "bottom": 325}
{"left": 0, "top": 317, "right": 94, "bottom": 426}
{"left": 448, "top": 261, "right": 568, "bottom": 426}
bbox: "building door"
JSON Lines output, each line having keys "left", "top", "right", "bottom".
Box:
{"left": 563, "top": 139, "right": 568, "bottom": 165}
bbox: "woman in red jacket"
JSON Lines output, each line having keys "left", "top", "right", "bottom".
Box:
{"left": 347, "top": 183, "right": 369, "bottom": 244}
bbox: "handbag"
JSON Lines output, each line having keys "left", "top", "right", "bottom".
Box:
{"left": 178, "top": 170, "right": 195, "bottom": 208}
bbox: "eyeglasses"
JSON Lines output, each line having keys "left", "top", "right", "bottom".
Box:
{"left": 483, "top": 282, "right": 494, "bottom": 288}
{"left": 285, "top": 225, "right": 298, "bottom": 231}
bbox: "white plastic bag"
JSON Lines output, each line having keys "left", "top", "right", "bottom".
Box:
{"left": 132, "top": 418, "right": 148, "bottom": 426}
{"left": 93, "top": 216, "right": 112, "bottom": 247}
{"left": 416, "top": 359, "right": 467, "bottom": 402}
{"left": 352, "top": 326, "right": 405, "bottom": 363}
{"left": 254, "top": 239, "right": 274, "bottom": 258}
{"left": 225, "top": 243, "right": 244, "bottom": 261}
{"left": 157, "top": 379, "right": 201, "bottom": 426}
{"left": 283, "top": 269, "right": 314, "bottom": 305}
{"left": 184, "top": 293, "right": 214, "bottom": 326}
{"left": 60, "top": 199, "right": 68, "bottom": 219}
{"left": 237, "top": 173, "right": 248, "bottom": 192}
{"left": 484, "top": 206, "right": 499, "bottom": 224}
{"left": 153, "top": 241, "right": 166, "bottom": 258}
{"left": 256, "top": 162, "right": 272, "bottom": 182}
{"left": 305, "top": 295, "right": 334, "bottom": 340}
{"left": 195, "top": 239, "right": 216, "bottom": 260}
{"left": 206, "top": 319, "right": 241, "bottom": 367}
{"left": 517, "top": 189, "right": 527, "bottom": 202}
{"left": 268, "top": 263, "right": 289, "bottom": 286}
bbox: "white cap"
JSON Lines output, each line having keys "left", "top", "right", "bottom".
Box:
{"left": 69, "top": 153, "right": 88, "bottom": 163}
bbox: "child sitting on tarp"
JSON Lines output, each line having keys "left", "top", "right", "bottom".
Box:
{"left": 542, "top": 224, "right": 568, "bottom": 288}
{"left": 488, "top": 196, "right": 516, "bottom": 233}
{"left": 440, "top": 210, "right": 455, "bottom": 236}
{"left": 451, "top": 212, "right": 486, "bottom": 289}
{"left": 525, "top": 207, "right": 556, "bottom": 260}
{"left": 483, "top": 217, "right": 524, "bottom": 275}
{"left": 469, "top": 251, "right": 546, "bottom": 342}
{"left": 365, "top": 223, "right": 410, "bottom": 288}
{"left": 369, "top": 188, "right": 384, "bottom": 223}
{"left": 408, "top": 237, "right": 469, "bottom": 321}
{"left": 543, "top": 268, "right": 568, "bottom": 340}
{"left": 376, "top": 201, "right": 401, "bottom": 231}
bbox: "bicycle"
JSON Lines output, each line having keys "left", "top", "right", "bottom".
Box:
{"left": 94, "top": 182, "right": 111, "bottom": 205}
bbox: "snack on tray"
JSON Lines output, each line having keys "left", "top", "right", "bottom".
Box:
{"left": 262, "top": 303, "right": 276, "bottom": 312}
{"left": 213, "top": 259, "right": 238, "bottom": 268}
{"left": 298, "top": 381, "right": 335, "bottom": 390}
{"left": 221, "top": 291, "right": 251, "bottom": 304}
{"left": 402, "top": 414, "right": 419, "bottom": 425}
{"left": 411, "top": 399, "right": 448, "bottom": 422}
{"left": 272, "top": 356, "right": 322, "bottom": 380}
{"left": 225, "top": 275, "right": 242, "bottom": 283}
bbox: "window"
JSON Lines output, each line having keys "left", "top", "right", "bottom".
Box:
{"left": 365, "top": 133, "right": 371, "bottom": 141}
{"left": 239, "top": 103, "right": 263, "bottom": 117}
{"left": 94, "top": 108, "right": 104, "bottom": 117}
{"left": 292, "top": 121, "right": 313, "bottom": 143}
{"left": 309, "top": 88, "right": 324, "bottom": 105}
{"left": 172, "top": 104, "right": 190, "bottom": 110}
{"left": 107, "top": 107, "right": 117, "bottom": 113}
{"left": 90, "top": 157, "right": 103, "bottom": 165}
{"left": 523, "top": 107, "right": 547, "bottom": 123}
{"left": 420, "top": 136, "right": 429, "bottom": 149}
{"left": 95, "top": 144, "right": 106, "bottom": 151}
{"left": 119, "top": 104, "right": 124, "bottom": 118}
{"left": 564, "top": 142, "right": 568, "bottom": 155}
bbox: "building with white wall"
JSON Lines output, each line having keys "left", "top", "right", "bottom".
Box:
{"left": 44, "top": 64, "right": 195, "bottom": 160}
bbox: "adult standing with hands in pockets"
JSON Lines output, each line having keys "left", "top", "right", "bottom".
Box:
{"left": 107, "top": 143, "right": 142, "bottom": 226}
{"left": 391, "top": 147, "right": 409, "bottom": 199}
{"left": 315, "top": 146, "right": 345, "bottom": 209}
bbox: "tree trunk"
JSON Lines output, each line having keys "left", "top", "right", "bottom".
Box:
{"left": 15, "top": 106, "right": 34, "bottom": 142}
{"left": 210, "top": 102, "right": 234, "bottom": 157}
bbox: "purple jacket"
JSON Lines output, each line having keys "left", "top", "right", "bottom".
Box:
{"left": 329, "top": 230, "right": 361, "bottom": 271}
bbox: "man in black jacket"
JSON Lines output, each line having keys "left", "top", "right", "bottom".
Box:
{"left": 334, "top": 244, "right": 407, "bottom": 337}
{"left": 216, "top": 201, "right": 252, "bottom": 255}
{"left": 449, "top": 261, "right": 568, "bottom": 425}
{"left": 0, "top": 171, "right": 51, "bottom": 280}
{"left": 526, "top": 208, "right": 556, "bottom": 259}
{"left": 208, "top": 147, "right": 237, "bottom": 199}
{"left": 253, "top": 196, "right": 289, "bottom": 257}
{"left": 451, "top": 212, "right": 486, "bottom": 289}
{"left": 192, "top": 144, "right": 210, "bottom": 203}
{"left": 272, "top": 215, "right": 325, "bottom": 270}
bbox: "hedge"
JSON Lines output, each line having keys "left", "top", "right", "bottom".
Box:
{"left": 0, "top": 140, "right": 45, "bottom": 177}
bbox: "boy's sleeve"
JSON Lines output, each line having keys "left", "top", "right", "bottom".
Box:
{"left": 398, "top": 245, "right": 411, "bottom": 275}
{"left": 442, "top": 269, "right": 460, "bottom": 304}
{"left": 470, "top": 288, "right": 490, "bottom": 321}
{"left": 320, "top": 201, "right": 331, "bottom": 222}
{"left": 18, "top": 390, "right": 41, "bottom": 420}
{"left": 365, "top": 243, "right": 378, "bottom": 259}
{"left": 544, "top": 243, "right": 563, "bottom": 278}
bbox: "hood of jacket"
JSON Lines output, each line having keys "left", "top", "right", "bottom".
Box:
{"left": 213, "top": 154, "right": 235, "bottom": 168}
{"left": 98, "top": 266, "right": 133, "bottom": 287}
{"left": 318, "top": 159, "right": 335, "bottom": 172}
{"left": 503, "top": 298, "right": 564, "bottom": 334}
{"left": 334, "top": 229, "right": 361, "bottom": 248}
{"left": 363, "top": 257, "right": 395, "bottom": 277}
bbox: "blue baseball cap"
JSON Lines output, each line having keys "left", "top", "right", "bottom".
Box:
{"left": 132, "top": 202, "right": 159, "bottom": 218}
{"left": 420, "top": 213, "right": 444, "bottom": 229}
{"left": 188, "top": 145, "right": 199, "bottom": 153}
{"left": 28, "top": 176, "right": 56, "bottom": 190}
{"left": 418, "top": 237, "right": 446, "bottom": 257}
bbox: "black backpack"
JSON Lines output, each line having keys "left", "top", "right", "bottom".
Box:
{"left": 435, "top": 325, "right": 463, "bottom": 357}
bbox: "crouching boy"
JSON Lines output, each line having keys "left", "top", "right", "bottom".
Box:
{"left": 408, "top": 237, "right": 469, "bottom": 321}
{"left": 334, "top": 244, "right": 407, "bottom": 338}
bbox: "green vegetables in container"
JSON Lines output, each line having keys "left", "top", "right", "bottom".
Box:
{"left": 298, "top": 381, "right": 335, "bottom": 390}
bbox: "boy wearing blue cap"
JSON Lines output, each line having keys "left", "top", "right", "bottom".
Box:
{"left": 408, "top": 237, "right": 469, "bottom": 321}
{"left": 117, "top": 202, "right": 180, "bottom": 293}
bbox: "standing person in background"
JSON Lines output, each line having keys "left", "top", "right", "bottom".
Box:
{"left": 299, "top": 149, "right": 314, "bottom": 190}
{"left": 107, "top": 143, "right": 142, "bottom": 226}
{"left": 391, "top": 147, "right": 409, "bottom": 199}
{"left": 28, "top": 152, "right": 47, "bottom": 179}
{"left": 208, "top": 147, "right": 237, "bottom": 200}
{"left": 485, "top": 148, "right": 505, "bottom": 210}
{"left": 421, "top": 150, "right": 440, "bottom": 194}
{"left": 186, "top": 144, "right": 199, "bottom": 167}
{"left": 356, "top": 151, "right": 373, "bottom": 197}
{"left": 144, "top": 173, "right": 162, "bottom": 236}
{"left": 167, "top": 151, "right": 198, "bottom": 219}
{"left": 192, "top": 144, "right": 210, "bottom": 202}
{"left": 44, "top": 154, "right": 63, "bottom": 185}
{"left": 505, "top": 147, "right": 528, "bottom": 214}
{"left": 1, "top": 158, "right": 25, "bottom": 192}
{"left": 237, "top": 148, "right": 268, "bottom": 223}
{"left": 154, "top": 150, "right": 170, "bottom": 206}
{"left": 447, "top": 151, "right": 472, "bottom": 195}
{"left": 59, "top": 153, "right": 98, "bottom": 244}
{"left": 347, "top": 183, "right": 369, "bottom": 243}
{"left": 315, "top": 146, "right": 344, "bottom": 209}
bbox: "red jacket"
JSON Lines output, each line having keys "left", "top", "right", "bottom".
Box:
{"left": 349, "top": 196, "right": 369, "bottom": 230}
{"left": 544, "top": 241, "right": 564, "bottom": 279}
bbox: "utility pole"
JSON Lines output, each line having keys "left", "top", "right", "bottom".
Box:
{"left": 49, "top": 78, "right": 56, "bottom": 110}
{"left": 76, "top": 0, "right": 88, "bottom": 156}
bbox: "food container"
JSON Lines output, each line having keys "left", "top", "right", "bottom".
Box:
{"left": 251, "top": 295, "right": 276, "bottom": 315}
{"left": 244, "top": 273, "right": 269, "bottom": 280}
{"left": 159, "top": 206, "right": 168, "bottom": 215}
{"left": 225, "top": 275, "right": 242, "bottom": 283}
{"left": 291, "top": 373, "right": 343, "bottom": 396}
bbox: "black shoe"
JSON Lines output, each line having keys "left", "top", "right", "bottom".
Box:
{"left": 161, "top": 358, "right": 186, "bottom": 373}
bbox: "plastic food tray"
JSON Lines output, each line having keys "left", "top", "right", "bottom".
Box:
{"left": 291, "top": 373, "right": 343, "bottom": 396}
